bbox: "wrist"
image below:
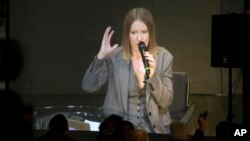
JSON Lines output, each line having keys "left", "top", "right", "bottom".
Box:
{"left": 97, "top": 53, "right": 105, "bottom": 59}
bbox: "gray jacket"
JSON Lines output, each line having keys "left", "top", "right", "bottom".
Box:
{"left": 82, "top": 47, "right": 173, "bottom": 133}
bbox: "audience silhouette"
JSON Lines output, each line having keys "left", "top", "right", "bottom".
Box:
{"left": 125, "top": 129, "right": 149, "bottom": 141}
{"left": 97, "top": 114, "right": 137, "bottom": 141}
{"left": 0, "top": 89, "right": 34, "bottom": 141}
{"left": 1, "top": 39, "right": 34, "bottom": 141}
{"left": 169, "top": 122, "right": 189, "bottom": 141}
{"left": 97, "top": 114, "right": 124, "bottom": 141}
{"left": 169, "top": 111, "right": 208, "bottom": 141}
{"left": 35, "top": 113, "right": 75, "bottom": 141}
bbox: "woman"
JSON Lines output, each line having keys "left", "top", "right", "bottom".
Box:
{"left": 82, "top": 7, "right": 173, "bottom": 134}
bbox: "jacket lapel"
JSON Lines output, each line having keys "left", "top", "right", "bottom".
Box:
{"left": 118, "top": 57, "right": 130, "bottom": 114}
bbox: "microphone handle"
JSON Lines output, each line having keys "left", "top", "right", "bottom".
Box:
{"left": 140, "top": 50, "right": 150, "bottom": 79}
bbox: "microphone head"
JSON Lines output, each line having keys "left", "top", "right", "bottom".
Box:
{"left": 138, "top": 41, "right": 147, "bottom": 51}
{"left": 139, "top": 41, "right": 145, "bottom": 47}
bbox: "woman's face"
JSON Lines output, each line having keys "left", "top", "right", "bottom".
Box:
{"left": 129, "top": 20, "right": 149, "bottom": 51}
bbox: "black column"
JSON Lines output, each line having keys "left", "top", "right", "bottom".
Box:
{"left": 242, "top": 68, "right": 250, "bottom": 127}
{"left": 243, "top": 0, "right": 250, "bottom": 128}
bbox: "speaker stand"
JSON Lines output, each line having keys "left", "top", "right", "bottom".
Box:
{"left": 242, "top": 67, "right": 250, "bottom": 127}
{"left": 226, "top": 67, "right": 234, "bottom": 122}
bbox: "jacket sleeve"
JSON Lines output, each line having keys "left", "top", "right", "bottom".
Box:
{"left": 146, "top": 50, "right": 173, "bottom": 109}
{"left": 81, "top": 56, "right": 109, "bottom": 93}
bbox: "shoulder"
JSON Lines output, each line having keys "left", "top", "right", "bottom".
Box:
{"left": 156, "top": 46, "right": 173, "bottom": 59}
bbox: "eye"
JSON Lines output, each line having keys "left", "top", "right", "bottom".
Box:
{"left": 130, "top": 31, "right": 136, "bottom": 35}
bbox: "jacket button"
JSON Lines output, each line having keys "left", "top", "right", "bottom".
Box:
{"left": 153, "top": 124, "right": 156, "bottom": 128}
{"left": 148, "top": 112, "right": 151, "bottom": 116}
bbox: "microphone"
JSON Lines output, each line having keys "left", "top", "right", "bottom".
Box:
{"left": 138, "top": 41, "right": 150, "bottom": 79}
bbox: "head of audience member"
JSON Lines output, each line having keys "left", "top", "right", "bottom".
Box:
{"left": 125, "top": 129, "right": 149, "bottom": 141}
{"left": 35, "top": 113, "right": 75, "bottom": 141}
{"left": 114, "top": 120, "right": 135, "bottom": 141}
{"left": 169, "top": 122, "right": 189, "bottom": 141}
{"left": 97, "top": 114, "right": 124, "bottom": 141}
{"left": 99, "top": 114, "right": 124, "bottom": 135}
{"left": 119, "top": 120, "right": 135, "bottom": 136}
{"left": 49, "top": 113, "right": 69, "bottom": 133}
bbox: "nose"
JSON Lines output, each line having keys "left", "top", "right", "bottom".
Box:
{"left": 137, "top": 33, "right": 142, "bottom": 41}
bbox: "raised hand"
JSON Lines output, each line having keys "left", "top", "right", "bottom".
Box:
{"left": 198, "top": 111, "right": 208, "bottom": 131}
{"left": 97, "top": 26, "right": 119, "bottom": 59}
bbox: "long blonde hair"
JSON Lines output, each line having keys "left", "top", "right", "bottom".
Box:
{"left": 121, "top": 8, "right": 158, "bottom": 62}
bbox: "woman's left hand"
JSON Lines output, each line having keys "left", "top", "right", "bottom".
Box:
{"left": 144, "top": 52, "right": 156, "bottom": 78}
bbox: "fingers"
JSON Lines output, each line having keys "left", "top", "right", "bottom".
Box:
{"left": 112, "top": 43, "right": 119, "bottom": 49}
{"left": 103, "top": 26, "right": 114, "bottom": 39}
{"left": 109, "top": 44, "right": 118, "bottom": 53}
{"left": 107, "top": 29, "right": 114, "bottom": 41}
{"left": 103, "top": 26, "right": 111, "bottom": 39}
{"left": 143, "top": 52, "right": 155, "bottom": 78}
{"left": 102, "top": 27, "right": 112, "bottom": 45}
{"left": 102, "top": 27, "right": 108, "bottom": 44}
{"left": 98, "top": 27, "right": 118, "bottom": 59}
{"left": 144, "top": 52, "right": 155, "bottom": 68}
